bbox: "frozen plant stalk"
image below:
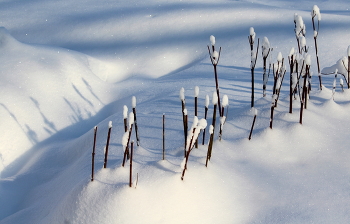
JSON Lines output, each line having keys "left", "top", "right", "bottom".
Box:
{"left": 311, "top": 5, "right": 323, "bottom": 90}
{"left": 248, "top": 27, "right": 260, "bottom": 107}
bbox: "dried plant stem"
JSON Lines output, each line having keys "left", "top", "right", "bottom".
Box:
{"left": 132, "top": 108, "right": 140, "bottom": 146}
{"left": 91, "top": 126, "right": 97, "bottom": 181}
{"left": 206, "top": 132, "right": 214, "bottom": 167}
{"left": 248, "top": 115, "right": 257, "bottom": 140}
{"left": 270, "top": 105, "right": 275, "bottom": 129}
{"left": 129, "top": 141, "right": 134, "bottom": 187}
{"left": 208, "top": 104, "right": 217, "bottom": 160}
{"left": 195, "top": 96, "right": 198, "bottom": 148}
{"left": 202, "top": 106, "right": 208, "bottom": 145}
{"left": 103, "top": 124, "right": 112, "bottom": 168}
{"left": 122, "top": 124, "right": 133, "bottom": 167}
{"left": 162, "top": 114, "right": 165, "bottom": 160}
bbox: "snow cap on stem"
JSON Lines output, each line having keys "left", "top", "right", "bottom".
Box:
{"left": 123, "top": 105, "right": 128, "bottom": 119}
{"left": 122, "top": 131, "right": 129, "bottom": 151}
{"left": 197, "top": 118, "right": 207, "bottom": 130}
{"left": 305, "top": 54, "right": 312, "bottom": 66}
{"left": 183, "top": 108, "right": 187, "bottom": 116}
{"left": 194, "top": 86, "right": 199, "bottom": 97}
{"left": 262, "top": 37, "right": 270, "bottom": 58}
{"left": 249, "top": 27, "right": 256, "bottom": 41}
{"left": 128, "top": 112, "right": 134, "bottom": 129}
{"left": 222, "top": 95, "right": 229, "bottom": 108}
{"left": 212, "top": 51, "right": 219, "bottom": 64}
{"left": 299, "top": 36, "right": 306, "bottom": 49}
{"left": 209, "top": 125, "right": 214, "bottom": 135}
{"left": 277, "top": 52, "right": 283, "bottom": 62}
{"left": 132, "top": 96, "right": 137, "bottom": 108}
{"left": 313, "top": 30, "right": 318, "bottom": 38}
{"left": 220, "top": 116, "right": 226, "bottom": 125}
{"left": 191, "top": 116, "right": 199, "bottom": 129}
{"left": 289, "top": 47, "right": 295, "bottom": 57}
{"left": 254, "top": 108, "right": 258, "bottom": 116}
{"left": 108, "top": 121, "right": 113, "bottom": 128}
{"left": 212, "top": 91, "right": 218, "bottom": 105}
{"left": 210, "top": 35, "right": 215, "bottom": 46}
{"left": 179, "top": 87, "right": 185, "bottom": 102}
{"left": 312, "top": 5, "right": 321, "bottom": 21}
{"left": 205, "top": 94, "right": 210, "bottom": 108}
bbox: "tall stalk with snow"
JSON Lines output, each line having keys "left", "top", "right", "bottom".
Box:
{"left": 194, "top": 86, "right": 199, "bottom": 148}
{"left": 202, "top": 94, "right": 209, "bottom": 145}
{"left": 288, "top": 48, "right": 296, "bottom": 113}
{"left": 219, "top": 95, "right": 228, "bottom": 141}
{"left": 272, "top": 52, "right": 286, "bottom": 107}
{"left": 207, "top": 92, "right": 218, "bottom": 161}
{"left": 180, "top": 87, "right": 187, "bottom": 157}
{"left": 262, "top": 37, "right": 272, "bottom": 97}
{"left": 248, "top": 27, "right": 260, "bottom": 107}
{"left": 294, "top": 14, "right": 306, "bottom": 54}
{"left": 207, "top": 35, "right": 223, "bottom": 116}
{"left": 311, "top": 5, "right": 323, "bottom": 90}
{"left": 129, "top": 141, "right": 134, "bottom": 187}
{"left": 205, "top": 125, "right": 214, "bottom": 167}
{"left": 181, "top": 118, "right": 207, "bottom": 180}
{"left": 132, "top": 96, "right": 140, "bottom": 146}
{"left": 103, "top": 121, "right": 112, "bottom": 168}
{"left": 122, "top": 112, "right": 134, "bottom": 167}
{"left": 91, "top": 126, "right": 97, "bottom": 181}
{"left": 123, "top": 105, "right": 128, "bottom": 132}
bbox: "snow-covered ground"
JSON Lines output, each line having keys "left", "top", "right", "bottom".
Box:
{"left": 1, "top": 0, "right": 350, "bottom": 223}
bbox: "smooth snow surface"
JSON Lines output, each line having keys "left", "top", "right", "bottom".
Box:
{"left": 1, "top": 0, "right": 350, "bottom": 223}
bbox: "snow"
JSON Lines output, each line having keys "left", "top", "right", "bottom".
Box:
{"left": 222, "top": 95, "right": 229, "bottom": 108}
{"left": 194, "top": 86, "right": 199, "bottom": 97}
{"left": 123, "top": 105, "right": 128, "bottom": 119}
{"left": 179, "top": 87, "right": 185, "bottom": 102}
{"left": 210, "top": 35, "right": 215, "bottom": 46}
{"left": 212, "top": 91, "right": 218, "bottom": 105}
{"left": 132, "top": 96, "right": 137, "bottom": 109}
{"left": 1, "top": 0, "right": 350, "bottom": 223}
{"left": 205, "top": 94, "right": 210, "bottom": 108}
{"left": 262, "top": 37, "right": 270, "bottom": 58}
{"left": 348, "top": 45, "right": 350, "bottom": 57}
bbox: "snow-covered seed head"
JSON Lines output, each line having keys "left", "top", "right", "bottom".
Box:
{"left": 212, "top": 91, "right": 218, "bottom": 105}
{"left": 183, "top": 108, "right": 187, "bottom": 116}
{"left": 312, "top": 5, "right": 321, "bottom": 21}
{"left": 305, "top": 54, "right": 311, "bottom": 66}
{"left": 262, "top": 37, "right": 270, "bottom": 58}
{"left": 94, "top": 126, "right": 97, "bottom": 131}
{"left": 222, "top": 95, "right": 229, "bottom": 108}
{"left": 191, "top": 116, "right": 199, "bottom": 129}
{"left": 123, "top": 105, "right": 128, "bottom": 119}
{"left": 132, "top": 96, "right": 137, "bottom": 108}
{"left": 129, "top": 112, "right": 134, "bottom": 128}
{"left": 347, "top": 45, "right": 350, "bottom": 57}
{"left": 220, "top": 116, "right": 226, "bottom": 125}
{"left": 254, "top": 108, "right": 258, "bottom": 116}
{"left": 205, "top": 94, "right": 210, "bottom": 108}
{"left": 210, "top": 35, "right": 215, "bottom": 46}
{"left": 209, "top": 125, "right": 214, "bottom": 135}
{"left": 249, "top": 27, "right": 255, "bottom": 41}
{"left": 198, "top": 118, "right": 207, "bottom": 130}
{"left": 212, "top": 51, "right": 219, "bottom": 59}
{"left": 108, "top": 121, "right": 113, "bottom": 128}
{"left": 299, "top": 36, "right": 306, "bottom": 49}
{"left": 194, "top": 86, "right": 199, "bottom": 97}
{"left": 122, "top": 131, "right": 129, "bottom": 148}
{"left": 289, "top": 47, "right": 295, "bottom": 57}
{"left": 179, "top": 87, "right": 185, "bottom": 101}
{"left": 295, "top": 14, "right": 305, "bottom": 36}
{"left": 313, "top": 30, "right": 318, "bottom": 38}
{"left": 277, "top": 52, "right": 283, "bottom": 62}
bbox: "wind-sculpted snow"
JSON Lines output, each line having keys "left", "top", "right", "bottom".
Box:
{"left": 1, "top": 0, "right": 350, "bottom": 223}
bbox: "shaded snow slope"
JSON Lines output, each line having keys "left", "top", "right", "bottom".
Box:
{"left": 1, "top": 0, "right": 350, "bottom": 223}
